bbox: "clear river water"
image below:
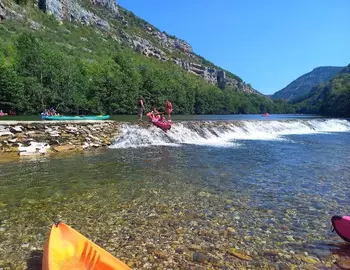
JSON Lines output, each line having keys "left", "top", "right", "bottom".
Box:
{"left": 1, "top": 115, "right": 350, "bottom": 269}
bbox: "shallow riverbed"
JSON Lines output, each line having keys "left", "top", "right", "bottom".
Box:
{"left": 1, "top": 118, "right": 350, "bottom": 269}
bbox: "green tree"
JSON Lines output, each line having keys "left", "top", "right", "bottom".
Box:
{"left": 0, "top": 66, "right": 25, "bottom": 111}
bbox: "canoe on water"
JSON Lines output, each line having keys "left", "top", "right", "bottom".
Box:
{"left": 43, "top": 115, "right": 110, "bottom": 121}
{"left": 42, "top": 221, "right": 131, "bottom": 270}
{"left": 146, "top": 112, "right": 172, "bottom": 131}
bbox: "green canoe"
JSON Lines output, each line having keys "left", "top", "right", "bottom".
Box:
{"left": 43, "top": 115, "right": 110, "bottom": 121}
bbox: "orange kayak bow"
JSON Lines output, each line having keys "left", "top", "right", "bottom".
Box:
{"left": 42, "top": 221, "right": 131, "bottom": 270}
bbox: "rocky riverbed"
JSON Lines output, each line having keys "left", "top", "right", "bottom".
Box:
{"left": 0, "top": 121, "right": 121, "bottom": 156}
{"left": 1, "top": 120, "right": 350, "bottom": 269}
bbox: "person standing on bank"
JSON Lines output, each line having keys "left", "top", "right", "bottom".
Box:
{"left": 165, "top": 99, "right": 173, "bottom": 122}
{"left": 137, "top": 96, "right": 145, "bottom": 121}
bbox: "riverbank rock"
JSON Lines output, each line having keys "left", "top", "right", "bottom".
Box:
{"left": 0, "top": 126, "right": 13, "bottom": 137}
{"left": 10, "top": 125, "right": 23, "bottom": 133}
{"left": 0, "top": 121, "right": 120, "bottom": 156}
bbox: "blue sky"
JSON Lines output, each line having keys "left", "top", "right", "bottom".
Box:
{"left": 118, "top": 0, "right": 349, "bottom": 95}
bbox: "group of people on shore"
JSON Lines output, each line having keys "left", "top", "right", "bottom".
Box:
{"left": 137, "top": 96, "right": 173, "bottom": 122}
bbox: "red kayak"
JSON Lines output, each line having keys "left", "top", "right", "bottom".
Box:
{"left": 146, "top": 112, "right": 171, "bottom": 131}
{"left": 332, "top": 215, "right": 350, "bottom": 242}
{"left": 261, "top": 113, "right": 269, "bottom": 117}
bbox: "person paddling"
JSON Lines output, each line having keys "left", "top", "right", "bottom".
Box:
{"left": 165, "top": 99, "right": 173, "bottom": 121}
{"left": 137, "top": 96, "right": 145, "bottom": 121}
{"left": 159, "top": 114, "right": 166, "bottom": 123}
{"left": 151, "top": 107, "right": 160, "bottom": 119}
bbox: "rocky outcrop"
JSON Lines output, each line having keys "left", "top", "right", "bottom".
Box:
{"left": 116, "top": 27, "right": 256, "bottom": 93}
{"left": 38, "top": 0, "right": 112, "bottom": 31}
{"left": 174, "top": 39, "right": 192, "bottom": 52}
{"left": 145, "top": 26, "right": 192, "bottom": 53}
{"left": 117, "top": 30, "right": 256, "bottom": 92}
{"left": 91, "top": 0, "right": 118, "bottom": 15}
{"left": 119, "top": 30, "right": 167, "bottom": 61}
{"left": 172, "top": 60, "right": 218, "bottom": 84}
{"left": 0, "top": 121, "right": 120, "bottom": 154}
{"left": 0, "top": 0, "right": 5, "bottom": 21}
{"left": 169, "top": 59, "right": 256, "bottom": 93}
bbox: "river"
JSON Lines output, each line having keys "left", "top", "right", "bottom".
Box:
{"left": 1, "top": 115, "right": 350, "bottom": 269}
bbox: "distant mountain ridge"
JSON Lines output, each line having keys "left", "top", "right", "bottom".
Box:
{"left": 271, "top": 66, "right": 344, "bottom": 101}
{"left": 294, "top": 64, "right": 350, "bottom": 117}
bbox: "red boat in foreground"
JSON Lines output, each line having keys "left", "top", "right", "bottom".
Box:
{"left": 332, "top": 215, "right": 350, "bottom": 242}
{"left": 146, "top": 112, "right": 171, "bottom": 131}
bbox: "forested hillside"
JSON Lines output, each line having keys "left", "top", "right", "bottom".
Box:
{"left": 0, "top": 0, "right": 293, "bottom": 115}
{"left": 294, "top": 64, "right": 350, "bottom": 117}
{"left": 271, "top": 66, "right": 343, "bottom": 101}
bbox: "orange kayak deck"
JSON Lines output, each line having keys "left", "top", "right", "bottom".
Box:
{"left": 42, "top": 221, "right": 131, "bottom": 270}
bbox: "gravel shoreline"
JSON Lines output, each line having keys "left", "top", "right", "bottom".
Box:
{"left": 0, "top": 121, "right": 120, "bottom": 156}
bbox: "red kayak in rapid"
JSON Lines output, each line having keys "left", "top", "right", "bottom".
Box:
{"left": 146, "top": 112, "right": 171, "bottom": 131}
{"left": 332, "top": 215, "right": 350, "bottom": 242}
{"left": 261, "top": 113, "right": 269, "bottom": 117}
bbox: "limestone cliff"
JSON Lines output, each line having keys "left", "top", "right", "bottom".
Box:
{"left": 117, "top": 20, "right": 258, "bottom": 93}
{"left": 0, "top": 0, "right": 5, "bottom": 21}
{"left": 37, "top": 0, "right": 118, "bottom": 30}
{"left": 1, "top": 0, "right": 258, "bottom": 94}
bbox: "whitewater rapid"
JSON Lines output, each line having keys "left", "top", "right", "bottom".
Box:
{"left": 110, "top": 119, "right": 350, "bottom": 149}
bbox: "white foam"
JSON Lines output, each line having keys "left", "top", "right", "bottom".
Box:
{"left": 18, "top": 142, "right": 50, "bottom": 155}
{"left": 110, "top": 125, "right": 180, "bottom": 149}
{"left": 110, "top": 119, "right": 350, "bottom": 149}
